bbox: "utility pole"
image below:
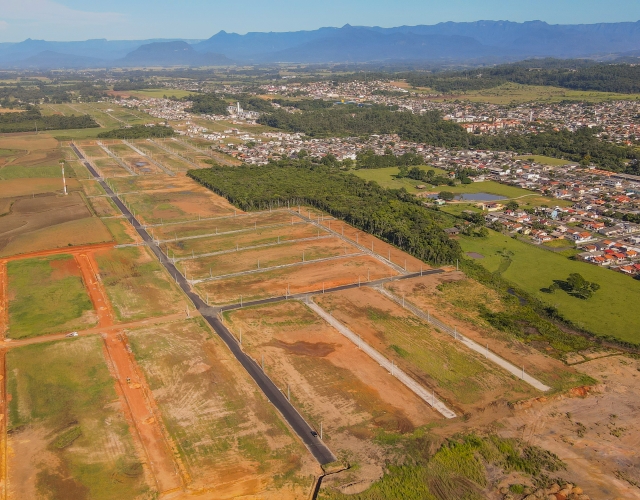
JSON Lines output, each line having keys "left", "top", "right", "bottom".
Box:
{"left": 60, "top": 160, "right": 68, "bottom": 195}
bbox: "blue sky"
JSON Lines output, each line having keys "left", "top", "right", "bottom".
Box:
{"left": 0, "top": 0, "right": 638, "bottom": 42}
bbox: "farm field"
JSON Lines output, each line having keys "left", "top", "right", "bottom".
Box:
{"left": 182, "top": 236, "right": 358, "bottom": 280}
{"left": 314, "top": 287, "right": 539, "bottom": 410}
{"left": 6, "top": 254, "right": 97, "bottom": 338}
{"left": 385, "top": 272, "right": 589, "bottom": 391}
{"left": 0, "top": 192, "right": 113, "bottom": 257}
{"left": 165, "top": 221, "right": 325, "bottom": 257}
{"left": 152, "top": 211, "right": 296, "bottom": 241}
{"left": 6, "top": 337, "right": 149, "bottom": 500}
{"left": 224, "top": 300, "right": 435, "bottom": 488}
{"left": 94, "top": 246, "right": 187, "bottom": 321}
{"left": 459, "top": 230, "right": 640, "bottom": 343}
{"left": 127, "top": 318, "right": 317, "bottom": 498}
{"left": 196, "top": 255, "right": 398, "bottom": 305}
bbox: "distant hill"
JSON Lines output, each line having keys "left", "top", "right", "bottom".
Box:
{"left": 117, "top": 41, "right": 231, "bottom": 67}
{"left": 1, "top": 20, "right": 640, "bottom": 68}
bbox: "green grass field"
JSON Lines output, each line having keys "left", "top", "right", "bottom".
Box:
{"left": 515, "top": 155, "right": 573, "bottom": 166}
{"left": 95, "top": 247, "right": 185, "bottom": 321}
{"left": 0, "top": 165, "right": 64, "bottom": 179}
{"left": 7, "top": 255, "right": 96, "bottom": 338}
{"left": 7, "top": 337, "right": 148, "bottom": 499}
{"left": 460, "top": 230, "right": 640, "bottom": 342}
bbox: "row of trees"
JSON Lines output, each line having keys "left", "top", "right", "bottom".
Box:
{"left": 97, "top": 125, "right": 174, "bottom": 139}
{"left": 188, "top": 160, "right": 461, "bottom": 265}
{"left": 0, "top": 107, "right": 98, "bottom": 133}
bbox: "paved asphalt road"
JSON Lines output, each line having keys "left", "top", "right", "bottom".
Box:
{"left": 71, "top": 144, "right": 337, "bottom": 465}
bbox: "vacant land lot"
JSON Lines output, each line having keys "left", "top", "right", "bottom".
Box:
{"left": 183, "top": 237, "right": 357, "bottom": 280}
{"left": 128, "top": 318, "right": 316, "bottom": 498}
{"left": 7, "top": 254, "right": 97, "bottom": 338}
{"left": 0, "top": 177, "right": 81, "bottom": 198}
{"left": 386, "top": 273, "right": 589, "bottom": 392}
{"left": 315, "top": 287, "right": 538, "bottom": 410}
{"left": 7, "top": 337, "right": 149, "bottom": 499}
{"left": 514, "top": 155, "right": 573, "bottom": 166}
{"left": 165, "top": 222, "right": 324, "bottom": 257}
{"left": 94, "top": 246, "right": 186, "bottom": 321}
{"left": 225, "top": 300, "right": 435, "bottom": 489}
{"left": 152, "top": 211, "right": 296, "bottom": 241}
{"left": 87, "top": 195, "right": 120, "bottom": 217}
{"left": 459, "top": 230, "right": 640, "bottom": 343}
{"left": 196, "top": 255, "right": 397, "bottom": 306}
{"left": 93, "top": 157, "right": 132, "bottom": 178}
{"left": 0, "top": 133, "right": 58, "bottom": 151}
{"left": 0, "top": 192, "right": 112, "bottom": 256}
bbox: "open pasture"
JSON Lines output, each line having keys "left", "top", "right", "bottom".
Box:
{"left": 7, "top": 254, "right": 96, "bottom": 338}
{"left": 94, "top": 246, "right": 187, "bottom": 321}
{"left": 314, "top": 287, "right": 538, "bottom": 408}
{"left": 152, "top": 210, "right": 294, "bottom": 241}
{"left": 7, "top": 337, "right": 149, "bottom": 499}
{"left": 127, "top": 318, "right": 316, "bottom": 498}
{"left": 0, "top": 177, "right": 81, "bottom": 198}
{"left": 183, "top": 236, "right": 359, "bottom": 280}
{"left": 224, "top": 301, "right": 434, "bottom": 484}
{"left": 0, "top": 133, "right": 58, "bottom": 151}
{"left": 196, "top": 255, "right": 398, "bottom": 306}
{"left": 164, "top": 221, "right": 324, "bottom": 258}
{"left": 119, "top": 186, "right": 236, "bottom": 224}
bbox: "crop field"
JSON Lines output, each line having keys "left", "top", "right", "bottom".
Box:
{"left": 119, "top": 187, "right": 236, "bottom": 224}
{"left": 6, "top": 337, "right": 149, "bottom": 499}
{"left": 0, "top": 177, "right": 81, "bottom": 198}
{"left": 0, "top": 133, "right": 58, "bottom": 152}
{"left": 152, "top": 211, "right": 297, "bottom": 241}
{"left": 127, "top": 318, "right": 316, "bottom": 497}
{"left": 164, "top": 221, "right": 324, "bottom": 258}
{"left": 196, "top": 255, "right": 398, "bottom": 305}
{"left": 94, "top": 246, "right": 187, "bottom": 321}
{"left": 182, "top": 236, "right": 357, "bottom": 280}
{"left": 385, "top": 273, "right": 589, "bottom": 391}
{"left": 459, "top": 230, "right": 640, "bottom": 343}
{"left": 7, "top": 254, "right": 96, "bottom": 338}
{"left": 314, "top": 287, "right": 538, "bottom": 408}
{"left": 224, "top": 301, "right": 434, "bottom": 482}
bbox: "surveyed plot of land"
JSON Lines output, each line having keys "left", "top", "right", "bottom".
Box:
{"left": 152, "top": 210, "right": 297, "bottom": 241}
{"left": 87, "top": 194, "right": 120, "bottom": 217}
{"left": 0, "top": 192, "right": 112, "bottom": 257}
{"left": 127, "top": 318, "right": 316, "bottom": 498}
{"left": 6, "top": 337, "right": 149, "bottom": 500}
{"left": 94, "top": 246, "right": 187, "bottom": 322}
{"left": 385, "top": 272, "right": 589, "bottom": 392}
{"left": 6, "top": 253, "right": 97, "bottom": 338}
{"left": 93, "top": 157, "right": 132, "bottom": 178}
{"left": 225, "top": 301, "right": 435, "bottom": 484}
{"left": 182, "top": 237, "right": 357, "bottom": 280}
{"left": 196, "top": 255, "right": 397, "bottom": 306}
{"left": 164, "top": 222, "right": 324, "bottom": 258}
{"left": 314, "top": 287, "right": 538, "bottom": 409}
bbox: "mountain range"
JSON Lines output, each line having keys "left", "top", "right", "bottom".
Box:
{"left": 1, "top": 20, "right": 640, "bottom": 69}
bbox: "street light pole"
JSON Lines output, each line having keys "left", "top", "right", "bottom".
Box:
{"left": 60, "top": 160, "right": 68, "bottom": 195}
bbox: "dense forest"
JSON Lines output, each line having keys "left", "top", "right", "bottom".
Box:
{"left": 188, "top": 161, "right": 461, "bottom": 265}
{"left": 0, "top": 108, "right": 98, "bottom": 133}
{"left": 356, "top": 149, "right": 424, "bottom": 169}
{"left": 184, "top": 94, "right": 228, "bottom": 115}
{"left": 401, "top": 62, "right": 640, "bottom": 94}
{"left": 258, "top": 106, "right": 640, "bottom": 173}
{"left": 97, "top": 124, "right": 174, "bottom": 139}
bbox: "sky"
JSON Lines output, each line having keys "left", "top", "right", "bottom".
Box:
{"left": 0, "top": 0, "right": 639, "bottom": 42}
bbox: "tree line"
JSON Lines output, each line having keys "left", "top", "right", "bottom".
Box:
{"left": 0, "top": 108, "right": 98, "bottom": 133}
{"left": 97, "top": 125, "right": 174, "bottom": 139}
{"left": 188, "top": 160, "right": 461, "bottom": 265}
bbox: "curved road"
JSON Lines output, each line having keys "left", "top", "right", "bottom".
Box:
{"left": 70, "top": 144, "right": 337, "bottom": 465}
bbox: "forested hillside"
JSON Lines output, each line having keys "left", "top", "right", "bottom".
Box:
{"left": 188, "top": 161, "right": 461, "bottom": 265}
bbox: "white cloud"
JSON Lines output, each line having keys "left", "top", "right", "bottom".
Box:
{"left": 0, "top": 0, "right": 125, "bottom": 26}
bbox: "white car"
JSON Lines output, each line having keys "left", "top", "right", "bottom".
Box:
{"left": 66, "top": 332, "right": 79, "bottom": 338}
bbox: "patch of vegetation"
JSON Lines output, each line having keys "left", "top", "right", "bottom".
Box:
{"left": 543, "top": 273, "right": 600, "bottom": 299}
{"left": 52, "top": 425, "right": 82, "bottom": 449}
{"left": 97, "top": 124, "right": 175, "bottom": 139}
{"left": 0, "top": 107, "right": 98, "bottom": 133}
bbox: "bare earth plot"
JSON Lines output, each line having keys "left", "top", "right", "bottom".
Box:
{"left": 164, "top": 222, "right": 323, "bottom": 258}
{"left": 314, "top": 287, "right": 540, "bottom": 413}
{"left": 6, "top": 337, "right": 150, "bottom": 500}
{"left": 224, "top": 300, "right": 436, "bottom": 493}
{"left": 94, "top": 246, "right": 187, "bottom": 322}
{"left": 151, "top": 211, "right": 297, "bottom": 241}
{"left": 385, "top": 272, "right": 591, "bottom": 392}
{"left": 127, "top": 318, "right": 319, "bottom": 499}
{"left": 182, "top": 237, "right": 358, "bottom": 280}
{"left": 6, "top": 254, "right": 97, "bottom": 338}
{"left": 196, "top": 255, "right": 398, "bottom": 306}
{"left": 0, "top": 192, "right": 112, "bottom": 257}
